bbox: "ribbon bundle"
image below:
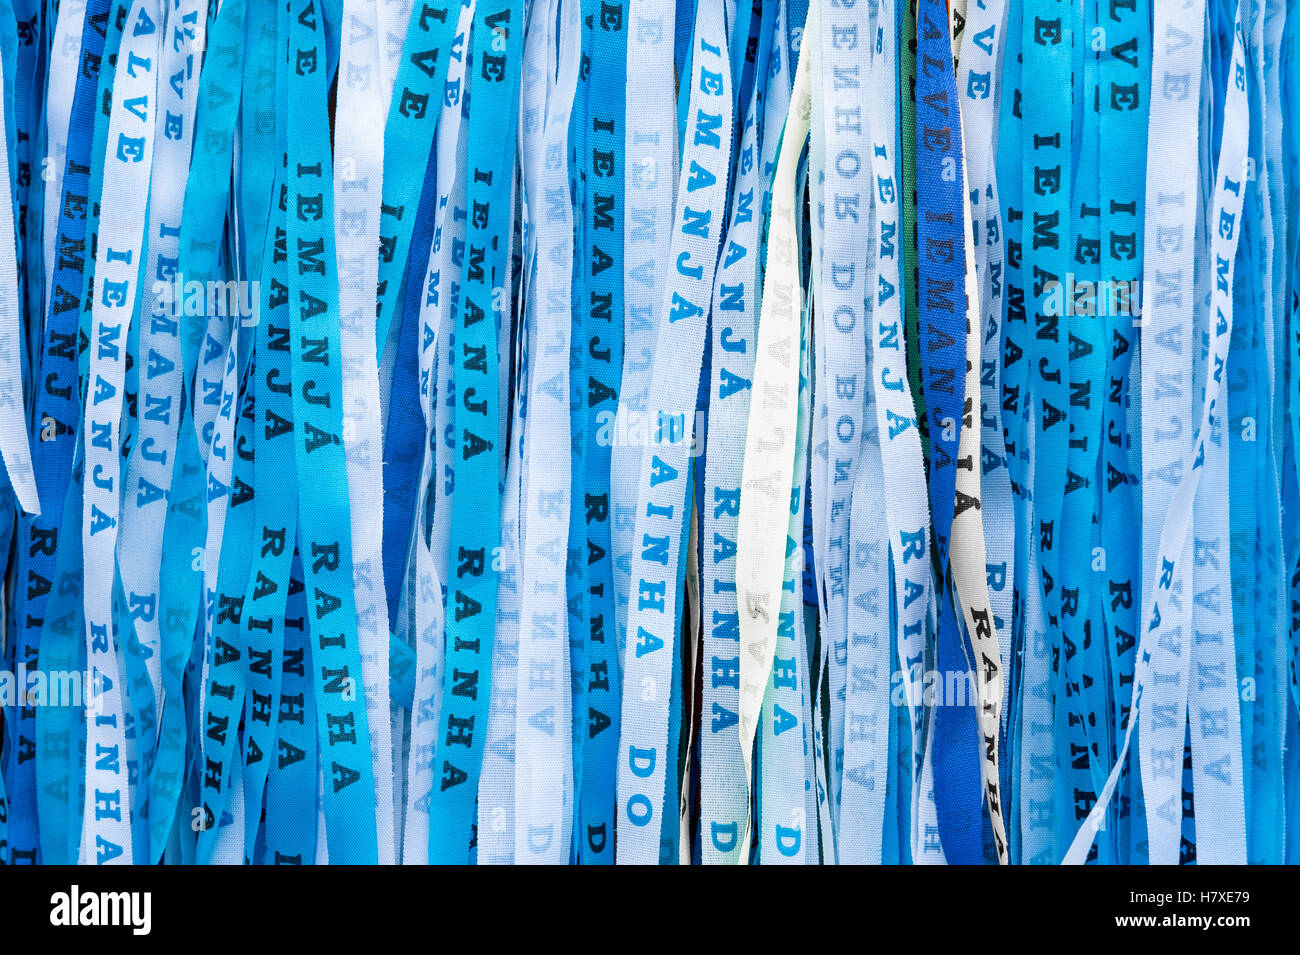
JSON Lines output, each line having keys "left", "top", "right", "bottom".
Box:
{"left": 0, "top": 0, "right": 1295, "bottom": 865}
